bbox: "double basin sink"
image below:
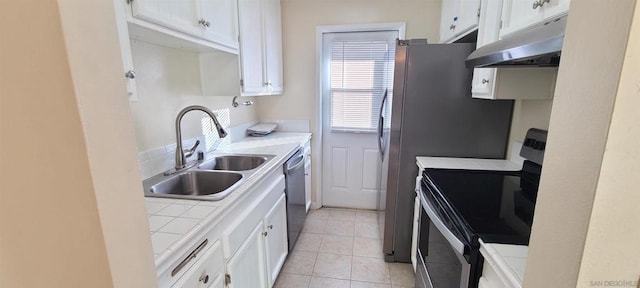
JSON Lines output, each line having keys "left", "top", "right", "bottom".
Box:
{"left": 143, "top": 154, "right": 275, "bottom": 201}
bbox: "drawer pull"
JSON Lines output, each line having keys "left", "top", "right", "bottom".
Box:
{"left": 171, "top": 239, "right": 209, "bottom": 277}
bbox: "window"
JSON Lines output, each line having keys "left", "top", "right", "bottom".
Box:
{"left": 327, "top": 31, "right": 396, "bottom": 132}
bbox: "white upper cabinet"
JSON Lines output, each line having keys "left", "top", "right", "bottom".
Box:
{"left": 126, "top": 0, "right": 239, "bottom": 53}
{"left": 262, "top": 0, "right": 284, "bottom": 94}
{"left": 440, "top": 0, "right": 480, "bottom": 43}
{"left": 198, "top": 0, "right": 240, "bottom": 50}
{"left": 500, "top": 0, "right": 570, "bottom": 38}
{"left": 471, "top": 0, "right": 502, "bottom": 99}
{"left": 113, "top": 0, "right": 137, "bottom": 101}
{"left": 471, "top": 0, "right": 558, "bottom": 100}
{"left": 237, "top": 0, "right": 267, "bottom": 95}
{"left": 237, "top": 0, "right": 284, "bottom": 96}
{"left": 130, "top": 0, "right": 201, "bottom": 37}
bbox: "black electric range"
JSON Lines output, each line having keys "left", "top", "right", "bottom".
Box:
{"left": 415, "top": 128, "right": 547, "bottom": 288}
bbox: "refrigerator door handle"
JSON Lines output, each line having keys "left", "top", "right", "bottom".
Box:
{"left": 378, "top": 89, "right": 388, "bottom": 158}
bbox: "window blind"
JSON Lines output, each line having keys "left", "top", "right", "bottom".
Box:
{"left": 329, "top": 39, "right": 395, "bottom": 132}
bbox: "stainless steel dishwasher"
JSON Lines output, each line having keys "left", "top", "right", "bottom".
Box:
{"left": 284, "top": 148, "right": 306, "bottom": 251}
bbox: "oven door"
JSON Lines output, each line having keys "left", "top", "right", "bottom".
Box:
{"left": 416, "top": 178, "right": 472, "bottom": 288}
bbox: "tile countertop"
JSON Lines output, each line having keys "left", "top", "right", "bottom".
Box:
{"left": 416, "top": 156, "right": 522, "bottom": 172}
{"left": 144, "top": 132, "right": 311, "bottom": 270}
{"left": 479, "top": 240, "right": 528, "bottom": 288}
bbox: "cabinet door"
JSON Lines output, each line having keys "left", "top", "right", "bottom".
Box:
{"left": 304, "top": 161, "right": 311, "bottom": 212}
{"left": 226, "top": 221, "right": 268, "bottom": 288}
{"left": 114, "top": 0, "right": 137, "bottom": 101}
{"left": 209, "top": 274, "right": 224, "bottom": 288}
{"left": 410, "top": 195, "right": 420, "bottom": 271}
{"left": 471, "top": 0, "right": 502, "bottom": 99}
{"left": 198, "top": 0, "right": 240, "bottom": 49}
{"left": 456, "top": 0, "right": 481, "bottom": 36}
{"left": 131, "top": 0, "right": 202, "bottom": 37}
{"left": 542, "top": 0, "right": 570, "bottom": 21}
{"left": 439, "top": 0, "right": 461, "bottom": 43}
{"left": 500, "top": 0, "right": 544, "bottom": 38}
{"left": 264, "top": 193, "right": 288, "bottom": 286}
{"left": 262, "top": 0, "right": 284, "bottom": 94}
{"left": 303, "top": 140, "right": 312, "bottom": 212}
{"left": 237, "top": 0, "right": 266, "bottom": 95}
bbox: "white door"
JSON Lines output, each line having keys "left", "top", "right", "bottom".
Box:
{"left": 321, "top": 30, "right": 397, "bottom": 209}
{"left": 225, "top": 221, "right": 268, "bottom": 288}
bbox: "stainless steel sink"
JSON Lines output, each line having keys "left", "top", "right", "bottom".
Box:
{"left": 145, "top": 171, "right": 243, "bottom": 201}
{"left": 198, "top": 155, "right": 273, "bottom": 171}
{"left": 143, "top": 154, "right": 275, "bottom": 201}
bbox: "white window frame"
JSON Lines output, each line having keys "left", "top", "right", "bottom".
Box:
{"left": 314, "top": 22, "right": 405, "bottom": 209}
{"left": 325, "top": 31, "right": 396, "bottom": 133}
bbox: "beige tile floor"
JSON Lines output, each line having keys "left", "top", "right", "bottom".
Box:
{"left": 274, "top": 208, "right": 415, "bottom": 288}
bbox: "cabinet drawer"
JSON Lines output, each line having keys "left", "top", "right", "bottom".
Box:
{"left": 172, "top": 240, "right": 224, "bottom": 288}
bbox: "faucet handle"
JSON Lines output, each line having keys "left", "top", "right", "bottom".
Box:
{"left": 184, "top": 140, "right": 200, "bottom": 158}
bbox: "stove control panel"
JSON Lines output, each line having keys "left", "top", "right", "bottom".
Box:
{"left": 520, "top": 128, "right": 548, "bottom": 165}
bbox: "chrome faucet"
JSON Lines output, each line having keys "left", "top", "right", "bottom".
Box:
{"left": 174, "top": 105, "right": 228, "bottom": 170}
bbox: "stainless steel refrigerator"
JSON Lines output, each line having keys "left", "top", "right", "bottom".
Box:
{"left": 377, "top": 39, "right": 514, "bottom": 262}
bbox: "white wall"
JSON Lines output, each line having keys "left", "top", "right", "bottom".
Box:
{"left": 576, "top": 2, "right": 640, "bottom": 285}
{"left": 0, "top": 0, "right": 157, "bottom": 287}
{"left": 128, "top": 41, "right": 258, "bottom": 153}
{"left": 523, "top": 0, "right": 638, "bottom": 287}
{"left": 507, "top": 99, "right": 553, "bottom": 159}
{"left": 256, "top": 0, "right": 443, "bottom": 203}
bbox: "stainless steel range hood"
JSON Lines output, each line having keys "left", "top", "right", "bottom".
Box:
{"left": 466, "top": 16, "right": 567, "bottom": 68}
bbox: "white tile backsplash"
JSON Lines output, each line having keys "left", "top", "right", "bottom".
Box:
{"left": 137, "top": 121, "right": 256, "bottom": 179}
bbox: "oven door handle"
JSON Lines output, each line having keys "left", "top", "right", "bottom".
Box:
{"left": 419, "top": 187, "right": 466, "bottom": 255}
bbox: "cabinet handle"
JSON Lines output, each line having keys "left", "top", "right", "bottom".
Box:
{"left": 198, "top": 18, "right": 211, "bottom": 28}
{"left": 268, "top": 225, "right": 273, "bottom": 230}
{"left": 532, "top": 0, "right": 542, "bottom": 9}
{"left": 482, "top": 79, "right": 489, "bottom": 84}
{"left": 262, "top": 231, "right": 268, "bottom": 237}
{"left": 171, "top": 239, "right": 208, "bottom": 277}
{"left": 124, "top": 70, "right": 136, "bottom": 79}
{"left": 199, "top": 274, "right": 209, "bottom": 284}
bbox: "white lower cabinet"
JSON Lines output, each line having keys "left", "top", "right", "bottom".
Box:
{"left": 303, "top": 139, "right": 312, "bottom": 212}
{"left": 264, "top": 194, "right": 288, "bottom": 286}
{"left": 172, "top": 240, "right": 224, "bottom": 288}
{"left": 160, "top": 171, "right": 288, "bottom": 288}
{"left": 226, "top": 221, "right": 269, "bottom": 288}
{"left": 222, "top": 173, "right": 287, "bottom": 288}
